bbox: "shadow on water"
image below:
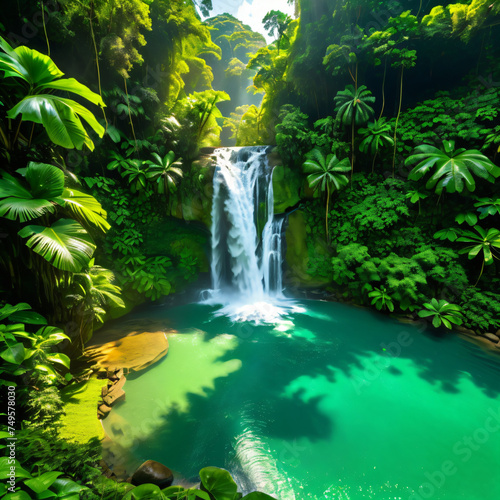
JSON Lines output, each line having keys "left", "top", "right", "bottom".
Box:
{"left": 125, "top": 373, "right": 334, "bottom": 477}
{"left": 105, "top": 299, "right": 500, "bottom": 498}
{"left": 131, "top": 299, "right": 500, "bottom": 401}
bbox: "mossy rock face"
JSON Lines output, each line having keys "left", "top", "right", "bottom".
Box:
{"left": 285, "top": 210, "right": 332, "bottom": 287}
{"left": 142, "top": 217, "right": 210, "bottom": 274}
{"left": 272, "top": 164, "right": 301, "bottom": 214}
{"left": 172, "top": 156, "right": 215, "bottom": 228}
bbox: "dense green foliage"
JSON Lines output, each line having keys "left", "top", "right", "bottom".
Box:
{"left": 1, "top": 0, "right": 500, "bottom": 499}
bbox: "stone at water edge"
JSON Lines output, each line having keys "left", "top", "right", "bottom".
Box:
{"left": 103, "top": 388, "right": 125, "bottom": 406}
{"left": 484, "top": 333, "right": 500, "bottom": 343}
{"left": 131, "top": 460, "right": 174, "bottom": 488}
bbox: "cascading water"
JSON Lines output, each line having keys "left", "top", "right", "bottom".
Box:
{"left": 203, "top": 146, "right": 296, "bottom": 323}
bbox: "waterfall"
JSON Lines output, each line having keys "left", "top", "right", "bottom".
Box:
{"left": 203, "top": 146, "right": 293, "bottom": 323}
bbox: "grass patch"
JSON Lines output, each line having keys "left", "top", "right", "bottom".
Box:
{"left": 59, "top": 376, "right": 106, "bottom": 443}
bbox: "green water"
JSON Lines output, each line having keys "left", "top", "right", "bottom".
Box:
{"left": 103, "top": 300, "right": 500, "bottom": 499}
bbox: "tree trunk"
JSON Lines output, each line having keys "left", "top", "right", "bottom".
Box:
{"left": 392, "top": 66, "right": 404, "bottom": 178}
{"left": 326, "top": 183, "right": 330, "bottom": 243}
{"left": 351, "top": 116, "right": 355, "bottom": 186}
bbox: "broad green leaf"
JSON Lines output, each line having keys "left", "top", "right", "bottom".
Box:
{"left": 46, "top": 353, "right": 70, "bottom": 369}
{"left": 0, "top": 37, "right": 63, "bottom": 84}
{"left": 51, "top": 477, "right": 88, "bottom": 496}
{"left": 0, "top": 164, "right": 64, "bottom": 222}
{"left": 200, "top": 467, "right": 238, "bottom": 500}
{"left": 0, "top": 303, "right": 31, "bottom": 322}
{"left": 7, "top": 95, "right": 104, "bottom": 151}
{"left": 35, "top": 326, "right": 70, "bottom": 343}
{"left": 2, "top": 491, "right": 33, "bottom": 500}
{"left": 25, "top": 472, "right": 62, "bottom": 494}
{"left": 19, "top": 219, "right": 96, "bottom": 272}
{"left": 9, "top": 310, "right": 47, "bottom": 325}
{"left": 0, "top": 457, "right": 32, "bottom": 479}
{"left": 0, "top": 342, "right": 26, "bottom": 364}
{"left": 455, "top": 213, "right": 477, "bottom": 226}
{"left": 242, "top": 493, "right": 277, "bottom": 499}
{"left": 34, "top": 364, "right": 57, "bottom": 378}
{"left": 61, "top": 188, "right": 110, "bottom": 232}
{"left": 38, "top": 78, "right": 105, "bottom": 107}
{"left": 122, "top": 483, "right": 163, "bottom": 500}
{"left": 406, "top": 141, "right": 500, "bottom": 194}
{"left": 24, "top": 162, "right": 65, "bottom": 199}
{"left": 0, "top": 197, "right": 56, "bottom": 222}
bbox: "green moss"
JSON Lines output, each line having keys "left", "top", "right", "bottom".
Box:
{"left": 272, "top": 164, "right": 301, "bottom": 214}
{"left": 59, "top": 377, "right": 106, "bottom": 444}
{"left": 285, "top": 210, "right": 331, "bottom": 287}
{"left": 142, "top": 217, "right": 209, "bottom": 267}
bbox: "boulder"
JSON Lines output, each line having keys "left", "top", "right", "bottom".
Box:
{"left": 85, "top": 320, "right": 169, "bottom": 373}
{"left": 103, "top": 387, "right": 125, "bottom": 406}
{"left": 483, "top": 332, "right": 500, "bottom": 343}
{"left": 131, "top": 460, "right": 174, "bottom": 488}
{"left": 108, "top": 375, "right": 126, "bottom": 392}
{"left": 109, "top": 368, "right": 124, "bottom": 381}
{"left": 99, "top": 460, "right": 117, "bottom": 479}
{"left": 98, "top": 403, "right": 112, "bottom": 413}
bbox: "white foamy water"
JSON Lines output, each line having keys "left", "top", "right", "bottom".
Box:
{"left": 202, "top": 147, "right": 297, "bottom": 323}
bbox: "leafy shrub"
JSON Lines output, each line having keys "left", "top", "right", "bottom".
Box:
{"left": 460, "top": 288, "right": 500, "bottom": 332}
{"left": 16, "top": 428, "right": 101, "bottom": 484}
{"left": 275, "top": 104, "right": 314, "bottom": 169}
{"left": 418, "top": 299, "right": 464, "bottom": 329}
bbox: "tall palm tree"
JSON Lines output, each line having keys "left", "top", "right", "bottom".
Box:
{"left": 303, "top": 148, "right": 350, "bottom": 242}
{"left": 334, "top": 85, "right": 375, "bottom": 183}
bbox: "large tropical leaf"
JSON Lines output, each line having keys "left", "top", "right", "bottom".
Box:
{"left": 0, "top": 37, "right": 63, "bottom": 85}
{"left": 474, "top": 197, "right": 500, "bottom": 219}
{"left": 0, "top": 36, "right": 105, "bottom": 150}
{"left": 1, "top": 341, "right": 26, "bottom": 365}
{"left": 8, "top": 95, "right": 104, "bottom": 150}
{"left": 18, "top": 219, "right": 96, "bottom": 272}
{"left": 38, "top": 78, "right": 105, "bottom": 106}
{"left": 406, "top": 140, "right": 500, "bottom": 194}
{"left": 0, "top": 163, "right": 64, "bottom": 222}
{"left": 61, "top": 188, "right": 110, "bottom": 232}
{"left": 24, "top": 162, "right": 65, "bottom": 198}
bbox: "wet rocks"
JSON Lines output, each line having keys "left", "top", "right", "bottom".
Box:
{"left": 97, "top": 368, "right": 126, "bottom": 420}
{"left": 85, "top": 319, "right": 169, "bottom": 373}
{"left": 483, "top": 332, "right": 500, "bottom": 343}
{"left": 131, "top": 460, "right": 174, "bottom": 488}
